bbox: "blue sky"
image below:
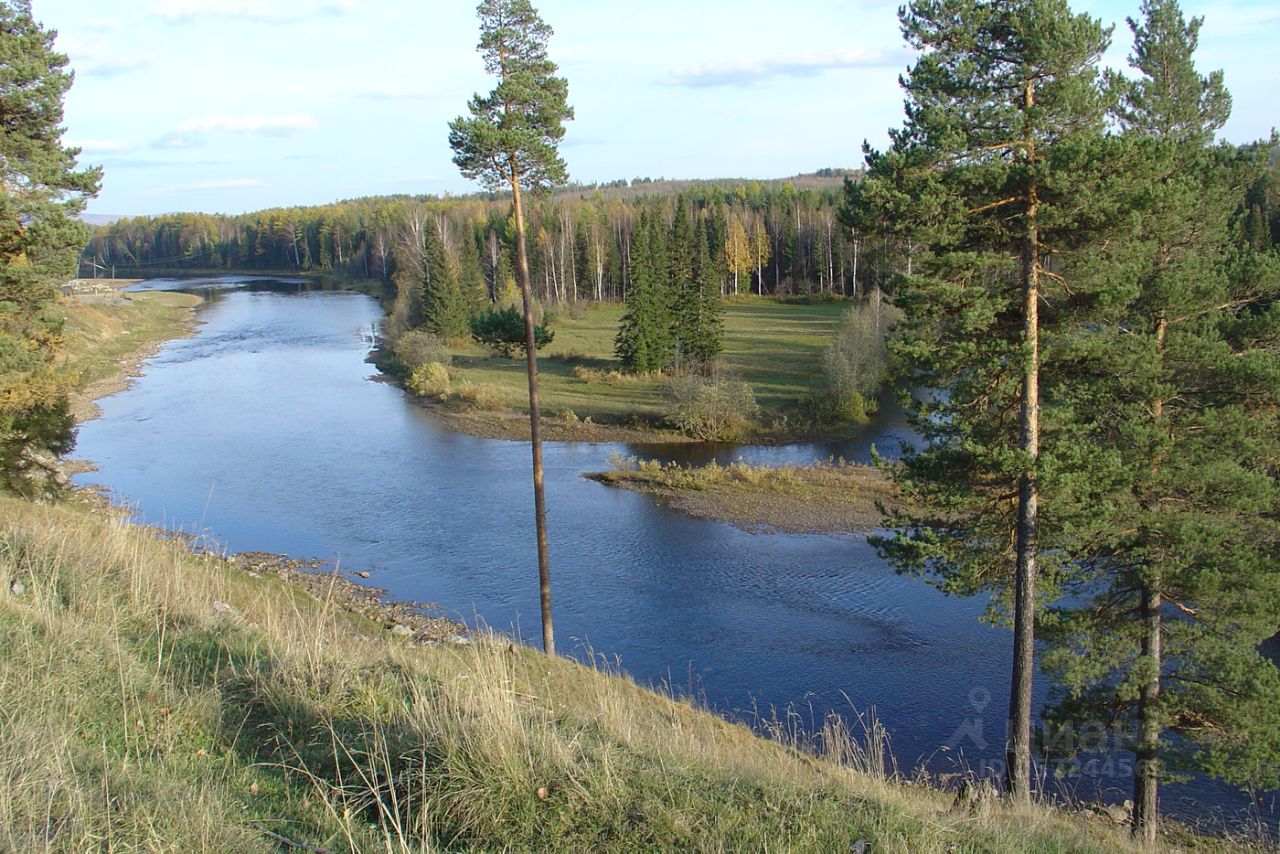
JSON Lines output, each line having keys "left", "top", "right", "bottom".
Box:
{"left": 38, "top": 0, "right": 1280, "bottom": 217}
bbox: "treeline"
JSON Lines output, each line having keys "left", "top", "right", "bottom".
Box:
{"left": 79, "top": 175, "right": 917, "bottom": 310}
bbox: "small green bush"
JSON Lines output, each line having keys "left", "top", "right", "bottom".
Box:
{"left": 802, "top": 390, "right": 874, "bottom": 426}
{"left": 470, "top": 306, "right": 554, "bottom": 357}
{"left": 406, "top": 361, "right": 451, "bottom": 398}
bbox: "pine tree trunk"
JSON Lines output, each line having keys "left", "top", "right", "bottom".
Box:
{"left": 1134, "top": 315, "right": 1168, "bottom": 841}
{"left": 1007, "top": 78, "right": 1040, "bottom": 804}
{"left": 1134, "top": 581, "right": 1162, "bottom": 841}
{"left": 509, "top": 168, "right": 554, "bottom": 655}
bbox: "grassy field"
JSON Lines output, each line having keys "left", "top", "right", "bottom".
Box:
{"left": 0, "top": 493, "right": 1241, "bottom": 852}
{"left": 441, "top": 297, "right": 848, "bottom": 433}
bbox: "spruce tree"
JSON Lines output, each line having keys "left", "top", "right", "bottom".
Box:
{"left": 458, "top": 229, "right": 491, "bottom": 315}
{"left": 420, "top": 219, "right": 469, "bottom": 339}
{"left": 1038, "top": 1, "right": 1280, "bottom": 839}
{"left": 686, "top": 216, "right": 724, "bottom": 366}
{"left": 863, "top": 0, "right": 1112, "bottom": 801}
{"left": 449, "top": 0, "right": 572, "bottom": 654}
{"left": 615, "top": 211, "right": 673, "bottom": 372}
{"left": 0, "top": 0, "right": 101, "bottom": 495}
{"left": 668, "top": 198, "right": 696, "bottom": 370}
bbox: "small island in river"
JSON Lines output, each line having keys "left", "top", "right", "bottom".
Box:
{"left": 587, "top": 456, "right": 899, "bottom": 534}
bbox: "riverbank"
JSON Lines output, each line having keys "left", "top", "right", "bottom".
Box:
{"left": 60, "top": 280, "right": 203, "bottom": 423}
{"left": 60, "top": 277, "right": 468, "bottom": 645}
{"left": 1, "top": 492, "right": 1238, "bottom": 852}
{"left": 589, "top": 456, "right": 899, "bottom": 534}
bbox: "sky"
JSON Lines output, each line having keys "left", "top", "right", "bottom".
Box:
{"left": 35, "top": 0, "right": 1280, "bottom": 217}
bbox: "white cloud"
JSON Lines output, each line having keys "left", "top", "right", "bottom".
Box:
{"left": 58, "top": 34, "right": 151, "bottom": 77}
{"left": 152, "top": 113, "right": 320, "bottom": 148}
{"left": 151, "top": 178, "right": 266, "bottom": 195}
{"left": 153, "top": 0, "right": 357, "bottom": 24}
{"left": 665, "top": 49, "right": 899, "bottom": 88}
{"left": 152, "top": 132, "right": 208, "bottom": 150}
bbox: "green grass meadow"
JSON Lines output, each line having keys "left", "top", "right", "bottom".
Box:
{"left": 445, "top": 297, "right": 847, "bottom": 425}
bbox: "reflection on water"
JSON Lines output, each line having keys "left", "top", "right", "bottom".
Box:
{"left": 73, "top": 278, "right": 1271, "bottom": 833}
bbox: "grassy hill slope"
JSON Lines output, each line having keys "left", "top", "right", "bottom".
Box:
{"left": 0, "top": 494, "right": 1241, "bottom": 852}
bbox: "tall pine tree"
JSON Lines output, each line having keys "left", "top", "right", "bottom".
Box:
{"left": 863, "top": 0, "right": 1112, "bottom": 800}
{"left": 1038, "top": 0, "right": 1280, "bottom": 839}
{"left": 449, "top": 0, "right": 572, "bottom": 654}
{"left": 1, "top": 0, "right": 101, "bottom": 495}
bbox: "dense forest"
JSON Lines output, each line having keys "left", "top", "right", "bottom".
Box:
{"left": 81, "top": 160, "right": 1277, "bottom": 324}
{"left": 77, "top": 173, "right": 906, "bottom": 307}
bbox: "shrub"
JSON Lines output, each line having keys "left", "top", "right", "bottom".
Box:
{"left": 470, "top": 306, "right": 554, "bottom": 357}
{"left": 394, "top": 329, "right": 452, "bottom": 371}
{"left": 571, "top": 365, "right": 634, "bottom": 385}
{"left": 802, "top": 390, "right": 873, "bottom": 426}
{"left": 448, "top": 382, "right": 507, "bottom": 411}
{"left": 665, "top": 368, "right": 759, "bottom": 440}
{"left": 406, "top": 362, "right": 451, "bottom": 398}
{"left": 822, "top": 302, "right": 888, "bottom": 401}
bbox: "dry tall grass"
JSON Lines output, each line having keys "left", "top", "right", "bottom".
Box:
{"left": 0, "top": 495, "right": 1247, "bottom": 851}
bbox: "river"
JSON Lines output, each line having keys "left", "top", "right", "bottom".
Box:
{"left": 73, "top": 277, "right": 1271, "bottom": 834}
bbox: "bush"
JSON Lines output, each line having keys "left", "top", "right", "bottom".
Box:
{"left": 571, "top": 365, "right": 635, "bottom": 385}
{"left": 448, "top": 382, "right": 507, "bottom": 411}
{"left": 823, "top": 302, "right": 889, "bottom": 401}
{"left": 406, "top": 361, "right": 450, "bottom": 398}
{"left": 470, "top": 306, "right": 554, "bottom": 357}
{"left": 394, "top": 329, "right": 452, "bottom": 371}
{"left": 802, "top": 390, "right": 873, "bottom": 426}
{"left": 665, "top": 369, "right": 759, "bottom": 440}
